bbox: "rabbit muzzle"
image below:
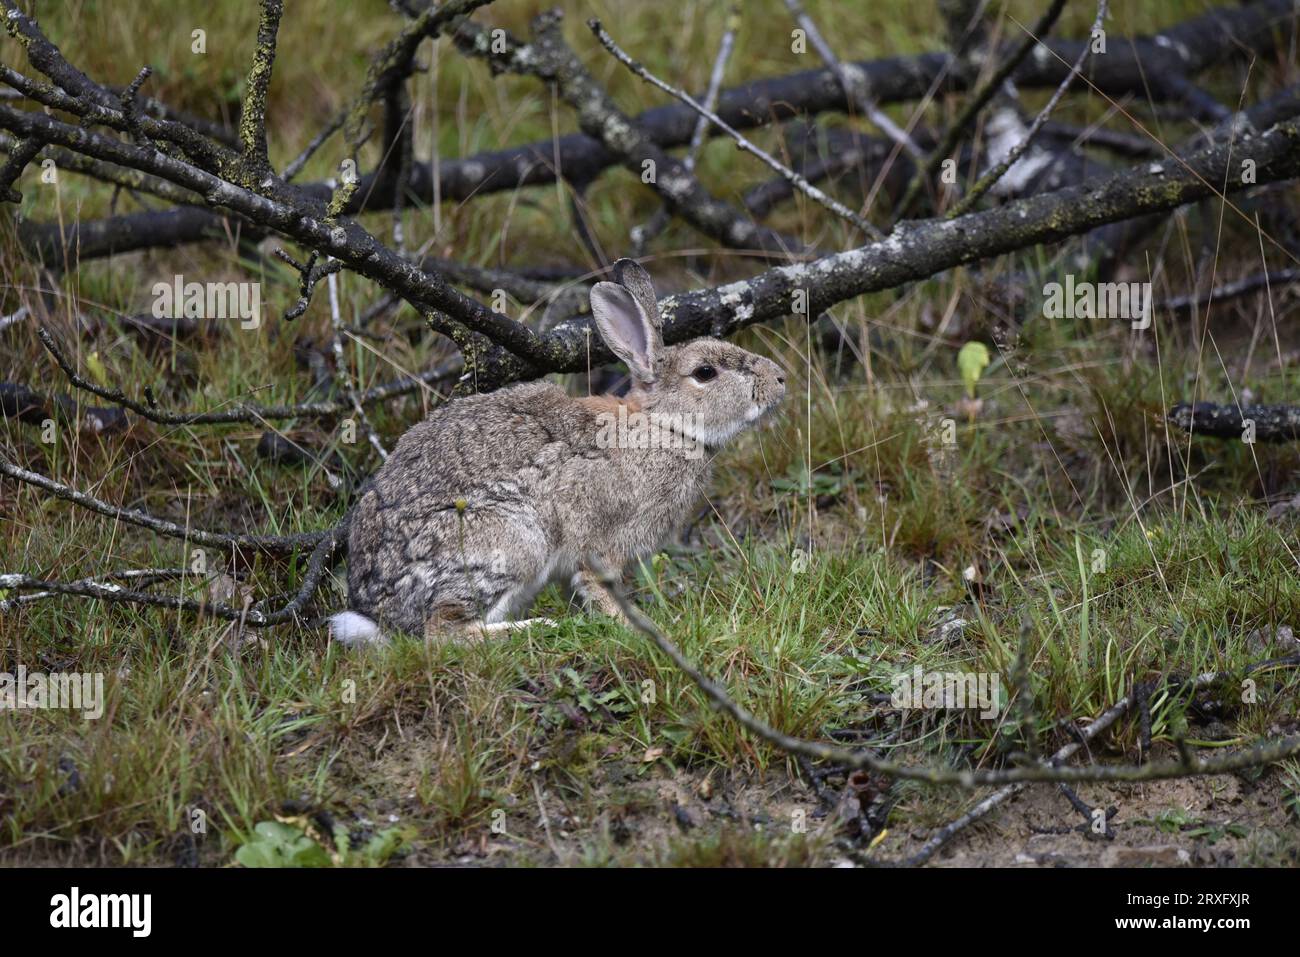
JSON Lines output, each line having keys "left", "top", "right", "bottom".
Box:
{"left": 750, "top": 355, "right": 787, "bottom": 421}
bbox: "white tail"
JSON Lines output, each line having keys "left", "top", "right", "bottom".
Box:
{"left": 329, "top": 611, "right": 387, "bottom": 647}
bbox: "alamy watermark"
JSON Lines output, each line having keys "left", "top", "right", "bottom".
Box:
{"left": 1042, "top": 274, "right": 1151, "bottom": 329}
{"left": 152, "top": 274, "right": 261, "bottom": 329}
{"left": 0, "top": 666, "right": 104, "bottom": 719}
{"left": 594, "top": 406, "right": 706, "bottom": 460}
{"left": 50, "top": 887, "right": 150, "bottom": 937}
{"left": 891, "top": 666, "right": 1003, "bottom": 719}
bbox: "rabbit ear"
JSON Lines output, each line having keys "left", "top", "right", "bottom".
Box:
{"left": 612, "top": 258, "right": 662, "bottom": 333}
{"left": 590, "top": 281, "right": 660, "bottom": 383}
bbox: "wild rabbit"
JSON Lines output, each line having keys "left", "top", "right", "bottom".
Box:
{"left": 331, "top": 258, "right": 785, "bottom": 645}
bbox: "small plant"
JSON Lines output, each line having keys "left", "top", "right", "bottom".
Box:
{"left": 770, "top": 462, "right": 844, "bottom": 498}
{"left": 956, "top": 340, "right": 991, "bottom": 421}
{"left": 561, "top": 667, "right": 634, "bottom": 718}
{"left": 235, "top": 821, "right": 332, "bottom": 868}
{"left": 1184, "top": 822, "right": 1248, "bottom": 845}
{"left": 957, "top": 341, "right": 991, "bottom": 399}
{"left": 235, "top": 818, "right": 405, "bottom": 868}
{"left": 1148, "top": 807, "right": 1194, "bottom": 834}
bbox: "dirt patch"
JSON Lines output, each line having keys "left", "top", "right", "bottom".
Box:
{"left": 889, "top": 771, "right": 1298, "bottom": 867}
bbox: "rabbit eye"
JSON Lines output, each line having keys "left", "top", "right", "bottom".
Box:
{"left": 691, "top": 365, "right": 718, "bottom": 383}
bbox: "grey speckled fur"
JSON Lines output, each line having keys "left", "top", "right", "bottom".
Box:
{"left": 338, "top": 259, "right": 785, "bottom": 641}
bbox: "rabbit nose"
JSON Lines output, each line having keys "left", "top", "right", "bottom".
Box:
{"left": 764, "top": 358, "right": 786, "bottom": 386}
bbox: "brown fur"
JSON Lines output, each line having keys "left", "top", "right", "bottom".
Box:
{"left": 575, "top": 394, "right": 642, "bottom": 416}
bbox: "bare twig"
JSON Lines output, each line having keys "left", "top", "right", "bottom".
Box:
{"left": 34, "top": 325, "right": 460, "bottom": 425}
{"left": 782, "top": 0, "right": 924, "bottom": 163}
{"left": 590, "top": 19, "right": 881, "bottom": 240}
{"left": 282, "top": 110, "right": 346, "bottom": 182}
{"left": 0, "top": 567, "right": 190, "bottom": 612}
{"left": 900, "top": 655, "right": 1300, "bottom": 865}
{"left": 0, "top": 526, "right": 344, "bottom": 626}
{"left": 275, "top": 247, "right": 347, "bottom": 321}
{"left": 947, "top": 1, "right": 1109, "bottom": 217}
{"left": 631, "top": 5, "right": 739, "bottom": 254}
{"left": 325, "top": 266, "right": 389, "bottom": 461}
{"left": 896, "top": 0, "right": 1070, "bottom": 214}
{"left": 0, "top": 458, "right": 334, "bottom": 555}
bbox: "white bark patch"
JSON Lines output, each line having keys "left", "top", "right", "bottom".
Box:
{"left": 1154, "top": 34, "right": 1192, "bottom": 63}
{"left": 983, "top": 109, "right": 1055, "bottom": 196}
{"left": 659, "top": 173, "right": 694, "bottom": 201}
{"left": 718, "top": 285, "right": 753, "bottom": 323}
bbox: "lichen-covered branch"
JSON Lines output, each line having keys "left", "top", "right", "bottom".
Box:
{"left": 1168, "top": 402, "right": 1300, "bottom": 442}
{"left": 454, "top": 11, "right": 810, "bottom": 256}
{"left": 235, "top": 0, "right": 285, "bottom": 181}
{"left": 529, "top": 114, "right": 1300, "bottom": 381}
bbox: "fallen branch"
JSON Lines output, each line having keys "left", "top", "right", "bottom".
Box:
{"left": 896, "top": 0, "right": 1071, "bottom": 214}
{"left": 0, "top": 524, "right": 344, "bottom": 626}
{"left": 1167, "top": 402, "right": 1300, "bottom": 442}
{"left": 1, "top": 4, "right": 547, "bottom": 379}
{"left": 530, "top": 113, "right": 1300, "bottom": 382}
{"left": 1160, "top": 268, "right": 1300, "bottom": 316}
{"left": 16, "top": 0, "right": 1292, "bottom": 264}
{"left": 0, "top": 458, "right": 332, "bottom": 555}
{"left": 455, "top": 13, "right": 809, "bottom": 256}
{"left": 947, "top": 0, "right": 1108, "bottom": 217}
{"left": 34, "top": 325, "right": 461, "bottom": 426}
{"left": 604, "top": 569, "right": 1300, "bottom": 788}
{"left": 0, "top": 379, "right": 126, "bottom": 433}
{"left": 899, "top": 653, "right": 1300, "bottom": 865}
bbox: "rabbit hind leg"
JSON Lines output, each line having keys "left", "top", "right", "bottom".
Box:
{"left": 421, "top": 573, "right": 556, "bottom": 643}
{"left": 422, "top": 606, "right": 558, "bottom": 643}
{"left": 571, "top": 566, "right": 632, "bottom": 624}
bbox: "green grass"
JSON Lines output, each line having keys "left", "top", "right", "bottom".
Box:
{"left": 2, "top": 0, "right": 1300, "bottom": 867}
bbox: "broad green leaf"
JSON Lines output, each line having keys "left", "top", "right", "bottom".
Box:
{"left": 957, "top": 341, "right": 991, "bottom": 398}
{"left": 84, "top": 351, "right": 110, "bottom": 388}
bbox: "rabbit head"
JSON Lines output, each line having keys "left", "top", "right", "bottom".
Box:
{"left": 589, "top": 259, "right": 786, "bottom": 448}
